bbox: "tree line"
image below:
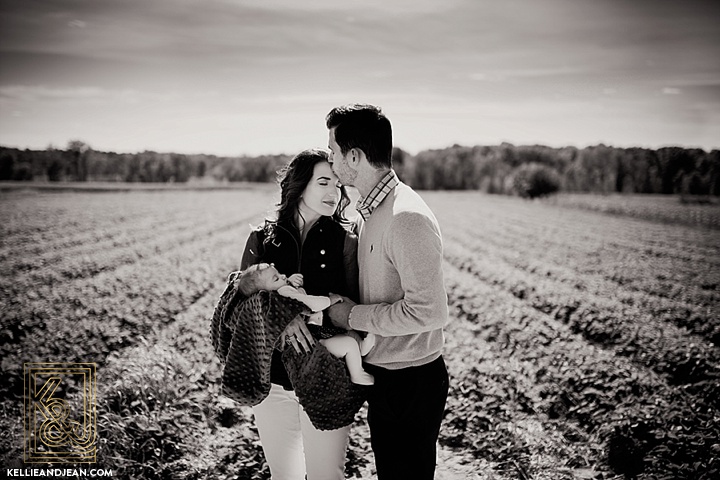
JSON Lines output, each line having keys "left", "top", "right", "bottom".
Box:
{"left": 395, "top": 144, "right": 719, "bottom": 197}
{"left": 0, "top": 141, "right": 290, "bottom": 185}
{"left": 1, "top": 140, "right": 718, "bottom": 197}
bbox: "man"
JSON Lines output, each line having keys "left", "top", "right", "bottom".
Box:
{"left": 325, "top": 103, "right": 449, "bottom": 479}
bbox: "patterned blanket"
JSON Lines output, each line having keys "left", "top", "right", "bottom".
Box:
{"left": 210, "top": 278, "right": 367, "bottom": 430}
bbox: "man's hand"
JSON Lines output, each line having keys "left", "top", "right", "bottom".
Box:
{"left": 326, "top": 295, "right": 356, "bottom": 329}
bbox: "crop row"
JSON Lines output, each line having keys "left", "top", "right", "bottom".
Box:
{"left": 441, "top": 288, "right": 608, "bottom": 479}
{"left": 0, "top": 211, "right": 257, "bottom": 289}
{"left": 456, "top": 214, "right": 718, "bottom": 305}
{"left": 0, "top": 218, "right": 260, "bottom": 398}
{"left": 0, "top": 192, "right": 272, "bottom": 346}
{"left": 424, "top": 194, "right": 718, "bottom": 347}
{"left": 0, "top": 188, "right": 268, "bottom": 390}
{"left": 429, "top": 194, "right": 720, "bottom": 306}
{"left": 0, "top": 192, "right": 162, "bottom": 249}
{"left": 443, "top": 239, "right": 720, "bottom": 409}
{"left": 0, "top": 189, "right": 273, "bottom": 254}
{"left": 543, "top": 193, "right": 720, "bottom": 230}
{"left": 428, "top": 192, "right": 720, "bottom": 267}
{"left": 0, "top": 218, "right": 253, "bottom": 355}
{"left": 439, "top": 208, "right": 719, "bottom": 304}
{"left": 443, "top": 224, "right": 719, "bottom": 346}
{"left": 0, "top": 209, "right": 188, "bottom": 268}
{"left": 442, "top": 261, "right": 719, "bottom": 478}
{"left": 0, "top": 190, "right": 274, "bottom": 268}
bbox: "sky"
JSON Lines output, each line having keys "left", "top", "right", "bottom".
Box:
{"left": 1, "top": 0, "right": 719, "bottom": 156}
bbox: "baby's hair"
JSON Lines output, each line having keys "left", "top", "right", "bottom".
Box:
{"left": 235, "top": 263, "right": 272, "bottom": 296}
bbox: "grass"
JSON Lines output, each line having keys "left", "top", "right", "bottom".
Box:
{"left": 1, "top": 188, "right": 718, "bottom": 479}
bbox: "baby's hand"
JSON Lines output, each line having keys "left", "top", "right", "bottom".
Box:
{"left": 288, "top": 273, "right": 304, "bottom": 288}
{"left": 328, "top": 293, "right": 344, "bottom": 305}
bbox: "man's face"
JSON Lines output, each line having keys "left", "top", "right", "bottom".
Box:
{"left": 328, "top": 127, "right": 358, "bottom": 187}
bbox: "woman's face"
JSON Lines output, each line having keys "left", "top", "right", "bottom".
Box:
{"left": 300, "top": 161, "right": 342, "bottom": 218}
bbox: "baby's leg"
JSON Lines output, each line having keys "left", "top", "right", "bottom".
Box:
{"left": 320, "top": 336, "right": 374, "bottom": 385}
{"left": 345, "top": 330, "right": 376, "bottom": 356}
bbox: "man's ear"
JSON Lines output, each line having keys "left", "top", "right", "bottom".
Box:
{"left": 349, "top": 148, "right": 366, "bottom": 167}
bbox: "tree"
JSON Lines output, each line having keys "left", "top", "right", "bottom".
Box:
{"left": 512, "top": 163, "right": 561, "bottom": 199}
{"left": 391, "top": 147, "right": 408, "bottom": 182}
{"left": 67, "top": 140, "right": 91, "bottom": 181}
{"left": 0, "top": 153, "right": 15, "bottom": 180}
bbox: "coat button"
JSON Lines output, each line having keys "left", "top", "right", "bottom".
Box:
{"left": 320, "top": 249, "right": 326, "bottom": 255}
{"left": 320, "top": 264, "right": 326, "bottom": 269}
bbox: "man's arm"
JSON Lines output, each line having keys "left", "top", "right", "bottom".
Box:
{"left": 327, "top": 297, "right": 354, "bottom": 329}
{"left": 348, "top": 212, "right": 448, "bottom": 336}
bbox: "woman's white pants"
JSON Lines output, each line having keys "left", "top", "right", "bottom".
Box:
{"left": 252, "top": 383, "right": 351, "bottom": 480}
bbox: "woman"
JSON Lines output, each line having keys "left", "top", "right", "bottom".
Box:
{"left": 240, "top": 148, "right": 359, "bottom": 480}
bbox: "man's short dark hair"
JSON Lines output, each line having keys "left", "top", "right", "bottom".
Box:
{"left": 326, "top": 104, "right": 393, "bottom": 169}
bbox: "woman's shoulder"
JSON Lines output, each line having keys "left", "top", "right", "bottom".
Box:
{"left": 248, "top": 219, "right": 279, "bottom": 238}
{"left": 245, "top": 224, "right": 265, "bottom": 242}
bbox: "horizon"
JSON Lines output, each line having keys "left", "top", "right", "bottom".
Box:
{"left": 0, "top": 139, "right": 717, "bottom": 159}
{"left": 1, "top": 0, "right": 719, "bottom": 157}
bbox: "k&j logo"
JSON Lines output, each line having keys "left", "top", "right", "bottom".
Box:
{"left": 24, "top": 363, "right": 97, "bottom": 463}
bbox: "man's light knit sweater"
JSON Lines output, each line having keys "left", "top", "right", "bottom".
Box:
{"left": 349, "top": 180, "right": 448, "bottom": 370}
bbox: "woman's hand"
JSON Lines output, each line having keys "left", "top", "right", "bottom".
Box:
{"left": 280, "top": 315, "right": 315, "bottom": 354}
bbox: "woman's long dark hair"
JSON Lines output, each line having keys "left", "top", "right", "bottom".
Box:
{"left": 265, "top": 149, "right": 351, "bottom": 240}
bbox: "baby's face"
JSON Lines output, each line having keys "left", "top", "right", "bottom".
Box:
{"left": 257, "top": 266, "right": 288, "bottom": 291}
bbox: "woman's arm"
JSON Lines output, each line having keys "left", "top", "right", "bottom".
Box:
{"left": 240, "top": 230, "right": 263, "bottom": 270}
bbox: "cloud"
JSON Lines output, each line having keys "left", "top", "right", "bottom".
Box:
{"left": 224, "top": 0, "right": 464, "bottom": 14}
{"left": 1, "top": 0, "right": 719, "bottom": 153}
{"left": 469, "top": 66, "right": 590, "bottom": 82}
{"left": 0, "top": 85, "right": 142, "bottom": 103}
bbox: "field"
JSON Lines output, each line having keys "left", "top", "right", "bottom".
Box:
{"left": 1, "top": 185, "right": 719, "bottom": 479}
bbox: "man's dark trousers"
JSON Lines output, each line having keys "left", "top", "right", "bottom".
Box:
{"left": 364, "top": 356, "right": 449, "bottom": 480}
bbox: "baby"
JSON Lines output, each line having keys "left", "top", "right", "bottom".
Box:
{"left": 232, "top": 263, "right": 375, "bottom": 385}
